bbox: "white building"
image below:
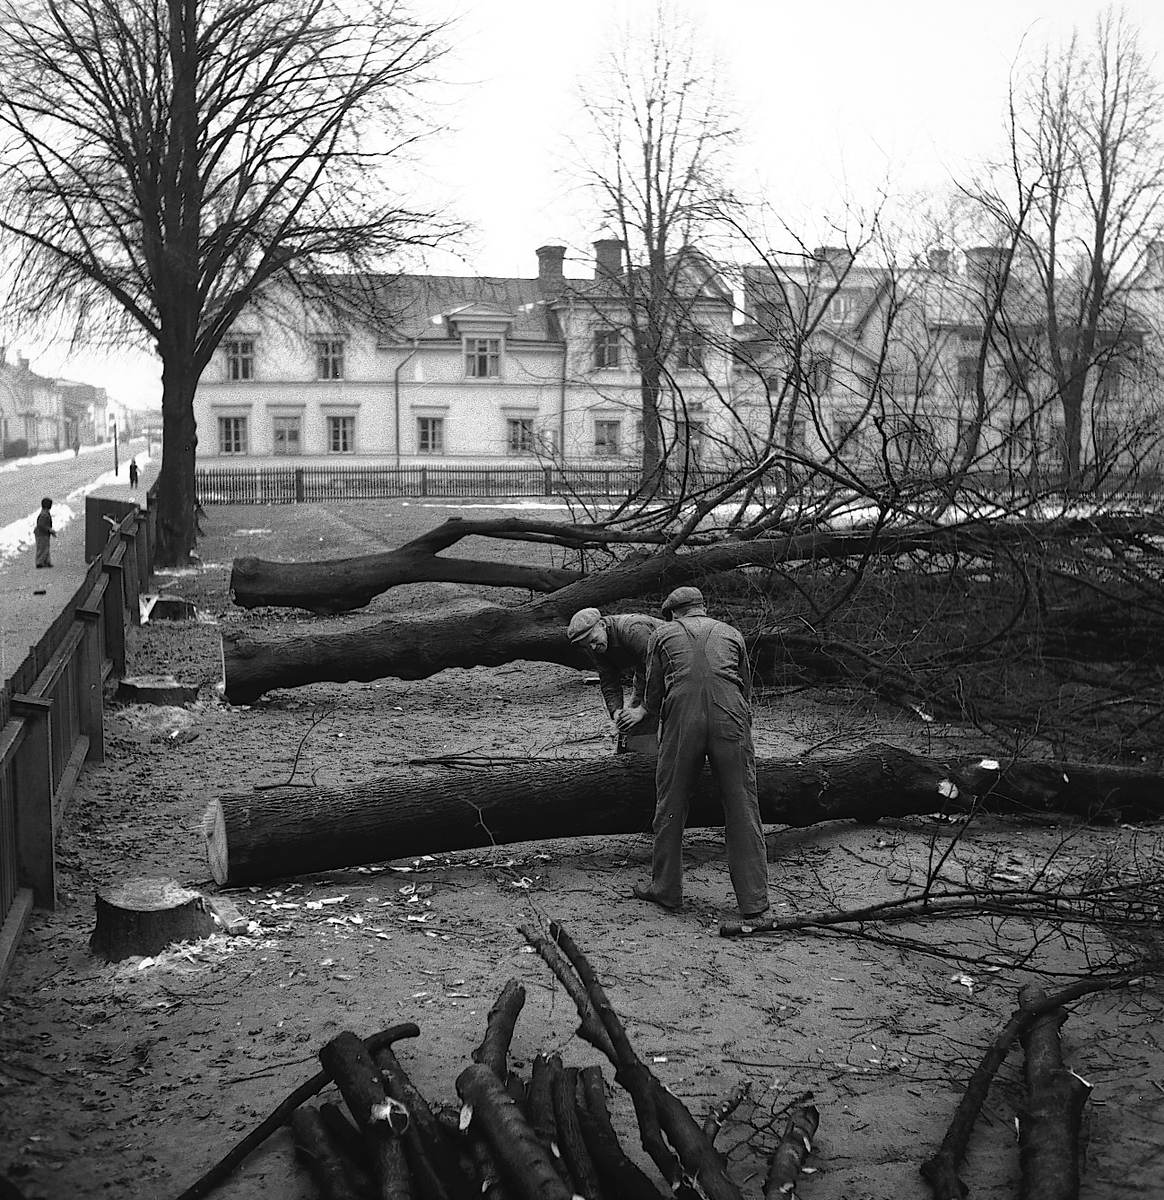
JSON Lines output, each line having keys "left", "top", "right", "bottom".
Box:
{"left": 193, "top": 242, "right": 738, "bottom": 468}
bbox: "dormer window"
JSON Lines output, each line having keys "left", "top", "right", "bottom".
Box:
{"left": 676, "top": 329, "right": 705, "bottom": 371}
{"left": 465, "top": 337, "right": 501, "bottom": 378}
{"left": 828, "top": 294, "right": 856, "bottom": 325}
{"left": 225, "top": 338, "right": 255, "bottom": 381}
{"left": 316, "top": 339, "right": 344, "bottom": 380}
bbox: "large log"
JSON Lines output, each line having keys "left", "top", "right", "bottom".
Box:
{"left": 201, "top": 747, "right": 1164, "bottom": 886}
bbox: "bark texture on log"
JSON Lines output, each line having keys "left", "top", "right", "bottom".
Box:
{"left": 577, "top": 1067, "right": 667, "bottom": 1200}
{"left": 471, "top": 979, "right": 526, "bottom": 1080}
{"left": 290, "top": 1106, "right": 367, "bottom": 1200}
{"left": 456, "top": 1063, "right": 575, "bottom": 1200}
{"left": 1017, "top": 986, "right": 1090, "bottom": 1200}
{"left": 203, "top": 748, "right": 1164, "bottom": 886}
{"left": 89, "top": 878, "right": 213, "bottom": 961}
{"left": 764, "top": 1100, "right": 819, "bottom": 1200}
{"left": 231, "top": 517, "right": 587, "bottom": 614}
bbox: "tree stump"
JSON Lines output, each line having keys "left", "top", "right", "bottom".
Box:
{"left": 115, "top": 675, "right": 200, "bottom": 705}
{"left": 90, "top": 878, "right": 214, "bottom": 961}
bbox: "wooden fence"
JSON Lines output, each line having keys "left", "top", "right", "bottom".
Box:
{"left": 194, "top": 463, "right": 737, "bottom": 503}
{"left": 0, "top": 497, "right": 154, "bottom": 990}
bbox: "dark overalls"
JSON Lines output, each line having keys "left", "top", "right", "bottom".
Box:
{"left": 590, "top": 613, "right": 663, "bottom": 753}
{"left": 642, "top": 615, "right": 769, "bottom": 914}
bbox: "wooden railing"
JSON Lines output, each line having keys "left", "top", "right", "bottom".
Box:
{"left": 0, "top": 495, "right": 154, "bottom": 989}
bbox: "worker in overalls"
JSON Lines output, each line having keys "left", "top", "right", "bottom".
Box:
{"left": 567, "top": 607, "right": 663, "bottom": 755}
{"left": 616, "top": 587, "right": 769, "bottom": 918}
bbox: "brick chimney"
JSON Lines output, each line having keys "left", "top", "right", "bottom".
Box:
{"left": 536, "top": 245, "right": 565, "bottom": 294}
{"left": 813, "top": 246, "right": 855, "bottom": 273}
{"left": 593, "top": 238, "right": 624, "bottom": 281}
{"left": 964, "top": 246, "right": 1005, "bottom": 283}
{"left": 927, "top": 248, "right": 950, "bottom": 275}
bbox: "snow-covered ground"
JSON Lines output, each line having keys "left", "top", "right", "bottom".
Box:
{"left": 0, "top": 453, "right": 152, "bottom": 567}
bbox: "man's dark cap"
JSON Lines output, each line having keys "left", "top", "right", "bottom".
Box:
{"left": 661, "top": 586, "right": 704, "bottom": 614}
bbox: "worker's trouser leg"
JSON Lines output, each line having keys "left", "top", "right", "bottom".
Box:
{"left": 708, "top": 727, "right": 769, "bottom": 915}
{"left": 650, "top": 725, "right": 707, "bottom": 907}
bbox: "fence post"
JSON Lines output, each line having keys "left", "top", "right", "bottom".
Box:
{"left": 119, "top": 529, "right": 141, "bottom": 625}
{"left": 75, "top": 607, "right": 105, "bottom": 764}
{"left": 11, "top": 695, "right": 55, "bottom": 909}
{"left": 421, "top": 468, "right": 428, "bottom": 498}
{"left": 544, "top": 466, "right": 553, "bottom": 496}
{"left": 101, "top": 562, "right": 127, "bottom": 677}
{"left": 295, "top": 468, "right": 305, "bottom": 502}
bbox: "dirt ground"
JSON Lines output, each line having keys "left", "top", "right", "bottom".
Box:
{"left": 2, "top": 499, "right": 1162, "bottom": 1200}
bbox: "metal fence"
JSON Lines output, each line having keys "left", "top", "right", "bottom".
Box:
{"left": 0, "top": 498, "right": 154, "bottom": 990}
{"left": 195, "top": 464, "right": 735, "bottom": 503}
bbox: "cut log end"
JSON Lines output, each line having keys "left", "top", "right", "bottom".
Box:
{"left": 115, "top": 675, "right": 200, "bottom": 706}
{"left": 203, "top": 801, "right": 229, "bottom": 886}
{"left": 89, "top": 877, "right": 214, "bottom": 961}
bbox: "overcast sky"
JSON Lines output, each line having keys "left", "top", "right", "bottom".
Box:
{"left": 24, "top": 0, "right": 1164, "bottom": 404}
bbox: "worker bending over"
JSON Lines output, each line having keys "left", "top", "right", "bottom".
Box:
{"left": 567, "top": 607, "right": 663, "bottom": 752}
{"left": 617, "top": 587, "right": 769, "bottom": 919}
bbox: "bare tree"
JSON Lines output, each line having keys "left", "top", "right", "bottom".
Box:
{"left": 0, "top": 0, "right": 455, "bottom": 564}
{"left": 569, "top": 4, "right": 738, "bottom": 489}
{"left": 966, "top": 9, "right": 1164, "bottom": 488}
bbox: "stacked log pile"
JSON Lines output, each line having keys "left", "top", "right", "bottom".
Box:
{"left": 173, "top": 922, "right": 817, "bottom": 1200}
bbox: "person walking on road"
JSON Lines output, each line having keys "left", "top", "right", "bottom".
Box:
{"left": 128, "top": 457, "right": 139, "bottom": 489}
{"left": 616, "top": 586, "right": 770, "bottom": 920}
{"left": 34, "top": 497, "right": 56, "bottom": 568}
{"left": 567, "top": 607, "right": 663, "bottom": 753}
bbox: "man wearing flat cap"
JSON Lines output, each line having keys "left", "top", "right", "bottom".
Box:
{"left": 567, "top": 607, "right": 664, "bottom": 751}
{"left": 616, "top": 586, "right": 769, "bottom": 919}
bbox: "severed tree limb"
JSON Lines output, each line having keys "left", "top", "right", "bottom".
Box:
{"left": 764, "top": 1099, "right": 819, "bottom": 1200}
{"left": 319, "top": 1033, "right": 412, "bottom": 1200}
{"left": 1017, "top": 985, "right": 1091, "bottom": 1200}
{"left": 920, "top": 977, "right": 1130, "bottom": 1200}
{"left": 374, "top": 1044, "right": 476, "bottom": 1200}
{"left": 172, "top": 1022, "right": 419, "bottom": 1200}
{"left": 319, "top": 1102, "right": 375, "bottom": 1182}
{"left": 577, "top": 1067, "right": 668, "bottom": 1200}
{"left": 472, "top": 978, "right": 526, "bottom": 1079}
{"left": 456, "top": 1062, "right": 575, "bottom": 1200}
{"left": 552, "top": 1067, "right": 607, "bottom": 1200}
{"left": 530, "top": 920, "right": 743, "bottom": 1200}
{"left": 718, "top": 881, "right": 1164, "bottom": 938}
{"left": 290, "top": 1105, "right": 369, "bottom": 1200}
{"left": 527, "top": 1054, "right": 575, "bottom": 1188}
{"left": 702, "top": 1082, "right": 751, "bottom": 1143}
{"left": 468, "top": 1133, "right": 512, "bottom": 1200}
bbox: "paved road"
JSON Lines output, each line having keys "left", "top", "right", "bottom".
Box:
{"left": 0, "top": 440, "right": 148, "bottom": 531}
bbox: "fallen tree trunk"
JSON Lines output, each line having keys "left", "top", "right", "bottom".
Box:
{"left": 202, "top": 747, "right": 1164, "bottom": 886}
{"left": 231, "top": 518, "right": 595, "bottom": 614}
{"left": 222, "top": 515, "right": 1155, "bottom": 701}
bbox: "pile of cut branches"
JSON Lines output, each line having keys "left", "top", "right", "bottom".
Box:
{"left": 171, "top": 921, "right": 816, "bottom": 1200}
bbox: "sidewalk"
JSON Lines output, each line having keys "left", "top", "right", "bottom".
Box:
{"left": 0, "top": 455, "right": 157, "bottom": 685}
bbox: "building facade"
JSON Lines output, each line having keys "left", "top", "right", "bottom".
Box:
{"left": 193, "top": 242, "right": 738, "bottom": 469}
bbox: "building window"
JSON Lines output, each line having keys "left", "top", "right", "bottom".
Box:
{"left": 676, "top": 329, "right": 704, "bottom": 371}
{"left": 507, "top": 417, "right": 535, "bottom": 455}
{"left": 225, "top": 339, "right": 255, "bottom": 381}
{"left": 957, "top": 357, "right": 977, "bottom": 401}
{"left": 218, "top": 416, "right": 248, "bottom": 455}
{"left": 805, "top": 355, "right": 832, "bottom": 394}
{"left": 316, "top": 339, "right": 344, "bottom": 380}
{"left": 417, "top": 416, "right": 444, "bottom": 454}
{"left": 788, "top": 417, "right": 807, "bottom": 453}
{"left": 593, "top": 328, "right": 620, "bottom": 369}
{"left": 594, "top": 420, "right": 621, "bottom": 457}
{"left": 539, "top": 427, "right": 560, "bottom": 457}
{"left": 465, "top": 337, "right": 501, "bottom": 378}
{"left": 272, "top": 416, "right": 301, "bottom": 455}
{"left": 828, "top": 293, "right": 856, "bottom": 325}
{"left": 327, "top": 415, "right": 354, "bottom": 453}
